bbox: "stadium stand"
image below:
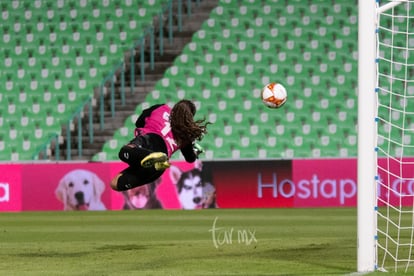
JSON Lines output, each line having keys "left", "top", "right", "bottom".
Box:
{"left": 0, "top": 0, "right": 170, "bottom": 161}
{"left": 11, "top": 0, "right": 407, "bottom": 161}
{"left": 93, "top": 0, "right": 360, "bottom": 160}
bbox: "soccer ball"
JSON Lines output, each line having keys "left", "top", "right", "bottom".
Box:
{"left": 261, "top": 82, "right": 287, "bottom": 109}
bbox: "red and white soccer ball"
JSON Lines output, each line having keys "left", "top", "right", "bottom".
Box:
{"left": 261, "top": 82, "right": 287, "bottom": 109}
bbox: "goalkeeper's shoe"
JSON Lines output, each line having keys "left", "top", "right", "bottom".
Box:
{"left": 141, "top": 152, "right": 170, "bottom": 171}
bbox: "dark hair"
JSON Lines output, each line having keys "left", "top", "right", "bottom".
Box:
{"left": 170, "top": 99, "right": 210, "bottom": 147}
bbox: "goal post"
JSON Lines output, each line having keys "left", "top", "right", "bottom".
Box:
{"left": 358, "top": 0, "right": 412, "bottom": 272}
{"left": 357, "top": 0, "right": 378, "bottom": 272}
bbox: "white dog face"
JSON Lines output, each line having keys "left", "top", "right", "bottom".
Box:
{"left": 55, "top": 169, "right": 106, "bottom": 211}
{"left": 170, "top": 166, "right": 204, "bottom": 210}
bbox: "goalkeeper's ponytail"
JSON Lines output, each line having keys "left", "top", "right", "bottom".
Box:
{"left": 170, "top": 99, "right": 210, "bottom": 147}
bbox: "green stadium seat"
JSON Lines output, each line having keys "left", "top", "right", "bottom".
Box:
{"left": 91, "top": 151, "right": 108, "bottom": 162}
{"left": 101, "top": 139, "right": 120, "bottom": 157}
{"left": 0, "top": 146, "right": 14, "bottom": 161}
{"left": 113, "top": 127, "right": 132, "bottom": 145}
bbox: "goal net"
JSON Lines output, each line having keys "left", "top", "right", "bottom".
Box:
{"left": 376, "top": 0, "right": 414, "bottom": 273}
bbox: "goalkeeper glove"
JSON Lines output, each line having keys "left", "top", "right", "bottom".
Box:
{"left": 193, "top": 143, "right": 205, "bottom": 158}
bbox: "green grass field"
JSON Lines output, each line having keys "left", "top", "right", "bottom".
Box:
{"left": 0, "top": 208, "right": 389, "bottom": 275}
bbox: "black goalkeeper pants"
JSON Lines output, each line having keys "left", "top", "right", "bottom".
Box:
{"left": 116, "top": 134, "right": 168, "bottom": 191}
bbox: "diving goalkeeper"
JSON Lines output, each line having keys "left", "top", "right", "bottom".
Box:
{"left": 110, "top": 99, "right": 209, "bottom": 191}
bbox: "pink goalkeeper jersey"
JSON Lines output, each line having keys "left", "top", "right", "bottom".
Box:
{"left": 135, "top": 104, "right": 179, "bottom": 157}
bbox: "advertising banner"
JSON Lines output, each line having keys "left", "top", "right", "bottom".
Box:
{"left": 2, "top": 157, "right": 413, "bottom": 211}
{"left": 209, "top": 160, "right": 293, "bottom": 208}
{"left": 21, "top": 163, "right": 112, "bottom": 211}
{"left": 0, "top": 161, "right": 207, "bottom": 212}
{"left": 377, "top": 157, "right": 414, "bottom": 207}
{"left": 291, "top": 159, "right": 357, "bottom": 207}
{"left": 110, "top": 160, "right": 212, "bottom": 210}
{"left": 208, "top": 159, "right": 357, "bottom": 208}
{"left": 0, "top": 164, "right": 22, "bottom": 212}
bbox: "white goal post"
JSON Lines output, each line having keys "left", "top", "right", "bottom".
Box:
{"left": 358, "top": 0, "right": 411, "bottom": 272}
{"left": 357, "top": 0, "right": 378, "bottom": 271}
